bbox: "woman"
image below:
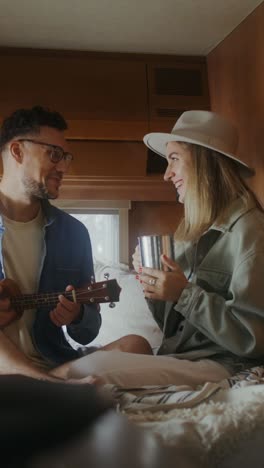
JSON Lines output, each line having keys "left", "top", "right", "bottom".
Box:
{"left": 53, "top": 110, "right": 264, "bottom": 387}
{"left": 135, "top": 110, "right": 264, "bottom": 377}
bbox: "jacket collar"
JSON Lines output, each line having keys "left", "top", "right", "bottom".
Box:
{"left": 40, "top": 199, "right": 57, "bottom": 226}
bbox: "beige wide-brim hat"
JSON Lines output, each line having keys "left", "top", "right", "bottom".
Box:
{"left": 143, "top": 110, "right": 255, "bottom": 177}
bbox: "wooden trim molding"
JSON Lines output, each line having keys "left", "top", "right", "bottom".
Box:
{"left": 60, "top": 175, "right": 176, "bottom": 201}
{"left": 0, "top": 46, "right": 206, "bottom": 63}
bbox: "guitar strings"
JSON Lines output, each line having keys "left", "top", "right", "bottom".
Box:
{"left": 11, "top": 286, "right": 113, "bottom": 306}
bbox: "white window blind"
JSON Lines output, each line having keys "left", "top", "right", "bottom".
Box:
{"left": 70, "top": 212, "right": 119, "bottom": 264}
{"left": 52, "top": 200, "right": 131, "bottom": 264}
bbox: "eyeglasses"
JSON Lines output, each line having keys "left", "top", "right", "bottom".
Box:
{"left": 16, "top": 138, "right": 74, "bottom": 164}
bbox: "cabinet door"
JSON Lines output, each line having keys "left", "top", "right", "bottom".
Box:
{"left": 0, "top": 53, "right": 149, "bottom": 140}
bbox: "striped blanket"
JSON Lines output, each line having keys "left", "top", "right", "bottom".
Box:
{"left": 106, "top": 365, "right": 264, "bottom": 414}
{"left": 104, "top": 366, "right": 264, "bottom": 467}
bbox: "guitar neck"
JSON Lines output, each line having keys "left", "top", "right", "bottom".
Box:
{"left": 9, "top": 279, "right": 121, "bottom": 311}
{"left": 10, "top": 290, "right": 77, "bottom": 311}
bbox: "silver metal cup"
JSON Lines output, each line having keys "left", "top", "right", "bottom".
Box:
{"left": 138, "top": 234, "right": 175, "bottom": 270}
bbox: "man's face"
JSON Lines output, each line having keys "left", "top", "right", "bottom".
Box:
{"left": 17, "top": 127, "right": 72, "bottom": 200}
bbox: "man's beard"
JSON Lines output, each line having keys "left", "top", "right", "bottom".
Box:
{"left": 22, "top": 176, "right": 57, "bottom": 200}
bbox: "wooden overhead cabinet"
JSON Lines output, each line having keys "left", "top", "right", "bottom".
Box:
{"left": 0, "top": 50, "right": 149, "bottom": 141}
{"left": 147, "top": 60, "right": 210, "bottom": 132}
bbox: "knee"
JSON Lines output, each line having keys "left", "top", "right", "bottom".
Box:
{"left": 119, "top": 334, "right": 153, "bottom": 355}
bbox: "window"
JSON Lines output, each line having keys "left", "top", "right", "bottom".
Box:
{"left": 51, "top": 200, "right": 130, "bottom": 264}
{"left": 70, "top": 211, "right": 119, "bottom": 264}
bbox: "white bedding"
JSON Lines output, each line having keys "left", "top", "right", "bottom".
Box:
{"left": 90, "top": 261, "right": 163, "bottom": 348}
{"left": 106, "top": 366, "right": 264, "bottom": 468}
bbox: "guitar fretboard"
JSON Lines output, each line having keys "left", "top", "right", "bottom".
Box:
{"left": 11, "top": 291, "right": 74, "bottom": 310}
{"left": 7, "top": 279, "right": 121, "bottom": 311}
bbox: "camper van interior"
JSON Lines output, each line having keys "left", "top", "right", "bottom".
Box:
{"left": 0, "top": 0, "right": 264, "bottom": 466}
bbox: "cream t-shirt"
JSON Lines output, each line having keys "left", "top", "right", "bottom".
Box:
{"left": 2, "top": 209, "right": 51, "bottom": 369}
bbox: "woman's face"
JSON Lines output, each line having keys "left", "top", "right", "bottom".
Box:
{"left": 164, "top": 141, "right": 192, "bottom": 203}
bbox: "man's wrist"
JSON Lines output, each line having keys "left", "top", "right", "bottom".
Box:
{"left": 71, "top": 304, "right": 84, "bottom": 324}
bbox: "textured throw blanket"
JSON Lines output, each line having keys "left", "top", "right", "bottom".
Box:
{"left": 105, "top": 366, "right": 264, "bottom": 467}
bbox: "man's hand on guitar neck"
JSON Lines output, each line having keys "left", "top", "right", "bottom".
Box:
{"left": 0, "top": 280, "right": 23, "bottom": 329}
{"left": 49, "top": 284, "right": 83, "bottom": 327}
{"left": 0, "top": 279, "right": 83, "bottom": 328}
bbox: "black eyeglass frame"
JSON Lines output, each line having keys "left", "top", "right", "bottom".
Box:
{"left": 16, "top": 138, "right": 73, "bottom": 164}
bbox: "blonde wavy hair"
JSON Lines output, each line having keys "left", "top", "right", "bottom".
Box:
{"left": 174, "top": 143, "right": 258, "bottom": 242}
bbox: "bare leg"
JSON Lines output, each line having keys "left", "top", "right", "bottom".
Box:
{"left": 0, "top": 331, "right": 52, "bottom": 380}
{"left": 0, "top": 331, "right": 96, "bottom": 385}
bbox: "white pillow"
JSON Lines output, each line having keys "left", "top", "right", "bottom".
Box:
{"left": 90, "top": 262, "right": 163, "bottom": 349}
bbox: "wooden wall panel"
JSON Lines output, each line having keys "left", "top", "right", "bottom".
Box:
{"left": 207, "top": 2, "right": 264, "bottom": 204}
{"left": 67, "top": 140, "right": 147, "bottom": 176}
{"left": 65, "top": 120, "right": 147, "bottom": 141}
{"left": 129, "top": 201, "right": 183, "bottom": 266}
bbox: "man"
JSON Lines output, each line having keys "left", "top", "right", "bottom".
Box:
{"left": 0, "top": 106, "right": 101, "bottom": 381}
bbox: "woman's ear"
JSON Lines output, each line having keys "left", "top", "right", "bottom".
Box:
{"left": 9, "top": 141, "right": 23, "bottom": 164}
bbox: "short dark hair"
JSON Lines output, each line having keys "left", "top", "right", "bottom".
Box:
{"left": 0, "top": 105, "right": 67, "bottom": 148}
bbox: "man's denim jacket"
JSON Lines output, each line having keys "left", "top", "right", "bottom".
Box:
{"left": 0, "top": 200, "right": 101, "bottom": 366}
{"left": 148, "top": 198, "right": 264, "bottom": 371}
